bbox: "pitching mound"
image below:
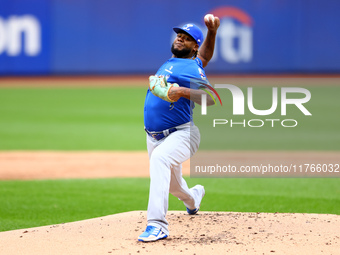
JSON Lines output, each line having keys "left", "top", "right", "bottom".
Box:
{"left": 0, "top": 211, "right": 339, "bottom": 255}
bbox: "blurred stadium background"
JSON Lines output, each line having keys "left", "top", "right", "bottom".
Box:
{"left": 1, "top": 0, "right": 340, "bottom": 151}
{"left": 0, "top": 0, "right": 339, "bottom": 75}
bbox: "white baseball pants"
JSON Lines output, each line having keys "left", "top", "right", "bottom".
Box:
{"left": 146, "top": 122, "right": 201, "bottom": 235}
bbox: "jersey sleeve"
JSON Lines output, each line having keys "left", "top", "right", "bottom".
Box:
{"left": 178, "top": 59, "right": 211, "bottom": 90}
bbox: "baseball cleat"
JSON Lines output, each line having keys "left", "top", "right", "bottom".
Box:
{"left": 186, "top": 207, "right": 200, "bottom": 215}
{"left": 138, "top": 226, "right": 168, "bottom": 242}
{"left": 186, "top": 185, "right": 205, "bottom": 215}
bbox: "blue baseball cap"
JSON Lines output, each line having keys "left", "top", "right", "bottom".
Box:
{"left": 173, "top": 24, "right": 204, "bottom": 47}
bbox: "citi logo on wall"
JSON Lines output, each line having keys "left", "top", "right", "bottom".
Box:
{"left": 210, "top": 6, "right": 253, "bottom": 64}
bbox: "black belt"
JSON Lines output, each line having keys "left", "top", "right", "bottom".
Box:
{"left": 145, "top": 127, "right": 177, "bottom": 141}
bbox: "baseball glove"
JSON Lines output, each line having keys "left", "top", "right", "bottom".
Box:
{"left": 149, "top": 75, "right": 179, "bottom": 103}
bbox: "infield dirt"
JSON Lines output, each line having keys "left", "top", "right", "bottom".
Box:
{"left": 1, "top": 151, "right": 339, "bottom": 180}
{"left": 0, "top": 210, "right": 339, "bottom": 255}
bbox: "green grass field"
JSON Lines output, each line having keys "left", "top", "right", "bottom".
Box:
{"left": 0, "top": 87, "right": 147, "bottom": 150}
{"left": 0, "top": 83, "right": 339, "bottom": 232}
{"left": 0, "top": 86, "right": 339, "bottom": 150}
{"left": 1, "top": 178, "right": 339, "bottom": 232}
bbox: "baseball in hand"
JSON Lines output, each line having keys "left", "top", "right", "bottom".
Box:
{"left": 204, "top": 14, "right": 215, "bottom": 23}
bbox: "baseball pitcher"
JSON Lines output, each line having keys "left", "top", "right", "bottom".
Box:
{"left": 139, "top": 14, "right": 220, "bottom": 242}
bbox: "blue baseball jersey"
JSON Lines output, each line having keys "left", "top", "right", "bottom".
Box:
{"left": 144, "top": 57, "right": 209, "bottom": 132}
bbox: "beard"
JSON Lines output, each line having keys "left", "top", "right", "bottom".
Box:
{"left": 171, "top": 43, "right": 192, "bottom": 58}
